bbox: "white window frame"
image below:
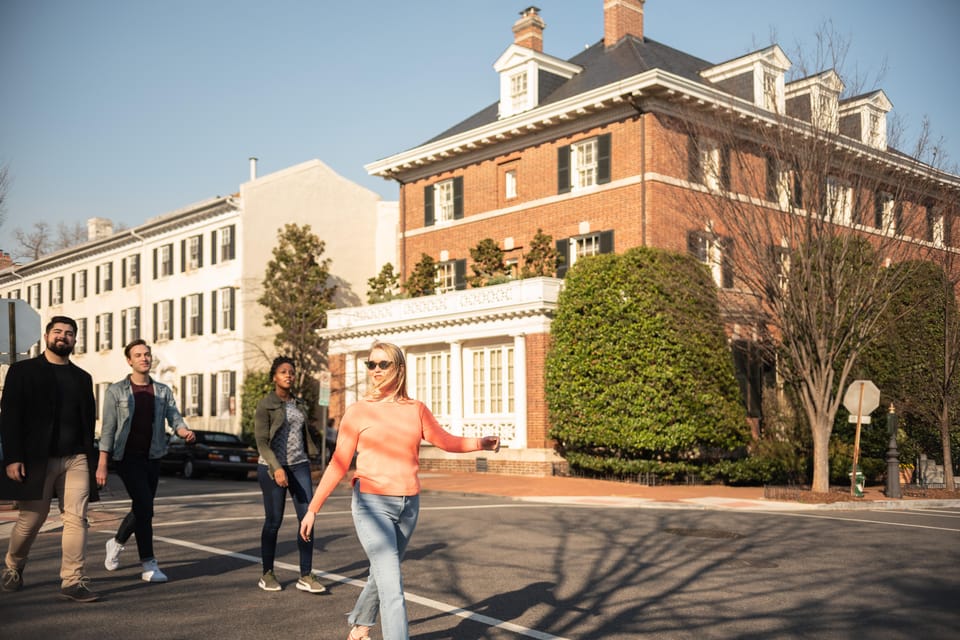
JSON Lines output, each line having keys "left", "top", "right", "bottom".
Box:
{"left": 184, "top": 374, "right": 201, "bottom": 417}
{"left": 505, "top": 169, "right": 518, "bottom": 199}
{"left": 219, "top": 225, "right": 235, "bottom": 261}
{"left": 157, "top": 299, "right": 173, "bottom": 341}
{"left": 99, "top": 262, "right": 113, "bottom": 292}
{"left": 763, "top": 71, "right": 778, "bottom": 111}
{"left": 698, "top": 138, "right": 723, "bottom": 191}
{"left": 435, "top": 261, "right": 456, "bottom": 294}
{"left": 218, "top": 286, "right": 234, "bottom": 332}
{"left": 126, "top": 254, "right": 140, "bottom": 286}
{"left": 76, "top": 270, "right": 87, "bottom": 299}
{"left": 187, "top": 293, "right": 202, "bottom": 337}
{"left": 29, "top": 283, "right": 41, "bottom": 310}
{"left": 567, "top": 233, "right": 602, "bottom": 270}
{"left": 187, "top": 235, "right": 201, "bottom": 270}
{"left": 464, "top": 345, "right": 515, "bottom": 416}
{"left": 877, "top": 192, "right": 896, "bottom": 234}
{"left": 123, "top": 306, "right": 140, "bottom": 345}
{"left": 825, "top": 176, "right": 853, "bottom": 225}
{"left": 159, "top": 244, "right": 173, "bottom": 277}
{"left": 434, "top": 179, "right": 455, "bottom": 224}
{"left": 929, "top": 205, "right": 945, "bottom": 247}
{"left": 412, "top": 350, "right": 451, "bottom": 418}
{"left": 571, "top": 138, "right": 598, "bottom": 190}
{"left": 75, "top": 317, "right": 87, "bottom": 354}
{"left": 217, "top": 371, "right": 234, "bottom": 416}
{"left": 96, "top": 312, "right": 112, "bottom": 351}
{"left": 51, "top": 277, "right": 63, "bottom": 306}
{"left": 691, "top": 232, "right": 728, "bottom": 288}
{"left": 509, "top": 71, "right": 528, "bottom": 113}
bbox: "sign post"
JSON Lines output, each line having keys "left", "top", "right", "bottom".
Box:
{"left": 0, "top": 299, "right": 41, "bottom": 365}
{"left": 843, "top": 380, "right": 880, "bottom": 497}
{"left": 317, "top": 371, "right": 331, "bottom": 471}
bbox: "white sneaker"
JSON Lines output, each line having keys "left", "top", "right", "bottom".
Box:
{"left": 104, "top": 538, "right": 124, "bottom": 571}
{"left": 140, "top": 559, "right": 168, "bottom": 583}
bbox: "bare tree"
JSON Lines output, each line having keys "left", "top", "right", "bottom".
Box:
{"left": 669, "top": 28, "right": 959, "bottom": 492}
{"left": 13, "top": 222, "right": 51, "bottom": 262}
{"left": 54, "top": 221, "right": 89, "bottom": 251}
{"left": 0, "top": 164, "right": 9, "bottom": 229}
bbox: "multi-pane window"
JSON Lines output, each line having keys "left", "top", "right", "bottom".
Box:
{"left": 123, "top": 254, "right": 140, "bottom": 286}
{"left": 436, "top": 261, "right": 457, "bottom": 294}
{"left": 466, "top": 345, "right": 515, "bottom": 415}
{"left": 73, "top": 269, "right": 87, "bottom": 300}
{"left": 121, "top": 307, "right": 140, "bottom": 346}
{"left": 688, "top": 230, "right": 734, "bottom": 289}
{"left": 96, "top": 262, "right": 113, "bottom": 294}
{"left": 75, "top": 318, "right": 87, "bottom": 354}
{"left": 556, "top": 230, "right": 614, "bottom": 278}
{"left": 96, "top": 312, "right": 113, "bottom": 351}
{"left": 771, "top": 245, "right": 791, "bottom": 295}
{"left": 571, "top": 138, "right": 598, "bottom": 189}
{"left": 28, "top": 283, "right": 41, "bottom": 310}
{"left": 510, "top": 71, "right": 528, "bottom": 113}
{"left": 49, "top": 277, "right": 63, "bottom": 306}
{"left": 156, "top": 244, "right": 174, "bottom": 278}
{"left": 184, "top": 235, "right": 202, "bottom": 271}
{"left": 155, "top": 299, "right": 174, "bottom": 341}
{"left": 212, "top": 371, "right": 236, "bottom": 416}
{"left": 217, "top": 224, "right": 236, "bottom": 262}
{"left": 435, "top": 179, "right": 455, "bottom": 223}
{"left": 874, "top": 192, "right": 898, "bottom": 234}
{"left": 182, "top": 374, "right": 202, "bottom": 417}
{"left": 413, "top": 351, "right": 450, "bottom": 417}
{"left": 184, "top": 293, "right": 203, "bottom": 337}
{"left": 825, "top": 176, "right": 853, "bottom": 225}
{"left": 689, "top": 137, "right": 729, "bottom": 192}
{"left": 763, "top": 72, "right": 778, "bottom": 111}
{"left": 505, "top": 169, "right": 517, "bottom": 199}
{"left": 214, "top": 287, "right": 235, "bottom": 332}
{"left": 927, "top": 205, "right": 945, "bottom": 247}
{"left": 765, "top": 156, "right": 799, "bottom": 209}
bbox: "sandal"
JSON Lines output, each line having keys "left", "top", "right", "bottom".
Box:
{"left": 348, "top": 626, "right": 371, "bottom": 640}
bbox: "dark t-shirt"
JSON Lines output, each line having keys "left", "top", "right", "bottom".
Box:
{"left": 49, "top": 362, "right": 85, "bottom": 457}
{"left": 124, "top": 381, "right": 155, "bottom": 457}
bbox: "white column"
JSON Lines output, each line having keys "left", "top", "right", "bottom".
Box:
{"left": 345, "top": 353, "right": 358, "bottom": 407}
{"left": 450, "top": 340, "right": 463, "bottom": 436}
{"left": 512, "top": 333, "right": 527, "bottom": 448}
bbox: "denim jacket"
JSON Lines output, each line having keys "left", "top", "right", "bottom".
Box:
{"left": 254, "top": 391, "right": 319, "bottom": 475}
{"left": 99, "top": 375, "right": 188, "bottom": 461}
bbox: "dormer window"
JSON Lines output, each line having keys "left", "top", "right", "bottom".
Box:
{"left": 510, "top": 71, "right": 529, "bottom": 113}
{"left": 838, "top": 91, "right": 892, "bottom": 150}
{"left": 763, "top": 72, "right": 778, "bottom": 111}
{"left": 785, "top": 70, "right": 844, "bottom": 133}
{"left": 699, "top": 45, "right": 790, "bottom": 113}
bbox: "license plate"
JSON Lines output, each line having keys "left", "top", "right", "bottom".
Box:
{"left": 229, "top": 455, "right": 240, "bottom": 462}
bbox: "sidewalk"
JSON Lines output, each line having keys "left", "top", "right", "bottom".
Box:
{"left": 417, "top": 471, "right": 960, "bottom": 511}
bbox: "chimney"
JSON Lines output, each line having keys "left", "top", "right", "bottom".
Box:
{"left": 87, "top": 217, "right": 113, "bottom": 241}
{"left": 512, "top": 6, "right": 545, "bottom": 52}
{"left": 249, "top": 156, "right": 258, "bottom": 181}
{"left": 604, "top": 0, "right": 644, "bottom": 48}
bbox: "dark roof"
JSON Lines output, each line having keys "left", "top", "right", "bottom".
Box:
{"left": 424, "top": 36, "right": 714, "bottom": 145}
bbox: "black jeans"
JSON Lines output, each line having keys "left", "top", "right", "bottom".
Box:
{"left": 115, "top": 454, "right": 160, "bottom": 562}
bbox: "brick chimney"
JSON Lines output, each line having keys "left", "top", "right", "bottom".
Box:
{"left": 513, "top": 6, "right": 545, "bottom": 52}
{"left": 604, "top": 0, "right": 644, "bottom": 47}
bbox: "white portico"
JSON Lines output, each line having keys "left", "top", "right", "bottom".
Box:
{"left": 322, "top": 277, "right": 567, "bottom": 475}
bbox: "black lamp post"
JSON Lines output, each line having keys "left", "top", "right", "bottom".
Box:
{"left": 885, "top": 403, "right": 901, "bottom": 499}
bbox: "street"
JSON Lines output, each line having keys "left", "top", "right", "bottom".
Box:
{"left": 1, "top": 474, "right": 958, "bottom": 639}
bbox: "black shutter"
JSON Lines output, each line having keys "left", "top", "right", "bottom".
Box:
{"left": 424, "top": 184, "right": 435, "bottom": 226}
{"left": 121, "top": 310, "right": 127, "bottom": 346}
{"left": 105, "top": 263, "right": 113, "bottom": 291}
{"left": 153, "top": 248, "right": 158, "bottom": 279}
{"left": 121, "top": 258, "right": 128, "bottom": 288}
{"left": 228, "top": 288, "right": 236, "bottom": 329}
{"left": 597, "top": 133, "right": 611, "bottom": 185}
{"left": 453, "top": 176, "right": 464, "bottom": 220}
{"left": 687, "top": 231, "right": 707, "bottom": 261}
{"left": 557, "top": 145, "right": 571, "bottom": 194}
{"left": 196, "top": 376, "right": 204, "bottom": 417}
{"left": 227, "top": 225, "right": 236, "bottom": 259}
{"left": 765, "top": 156, "right": 777, "bottom": 201}
{"left": 95, "top": 266, "right": 101, "bottom": 294}
{"left": 721, "top": 237, "right": 734, "bottom": 289}
{"left": 71, "top": 273, "right": 75, "bottom": 301}
{"left": 599, "top": 230, "right": 614, "bottom": 254}
{"left": 180, "top": 298, "right": 186, "bottom": 338}
{"left": 152, "top": 303, "right": 158, "bottom": 342}
{"left": 198, "top": 236, "right": 203, "bottom": 268}
{"left": 197, "top": 293, "right": 204, "bottom": 336}
{"left": 720, "top": 145, "right": 732, "bottom": 190}
{"left": 555, "top": 238, "right": 569, "bottom": 278}
{"left": 210, "top": 290, "right": 217, "bottom": 333}
{"left": 454, "top": 259, "right": 467, "bottom": 290}
{"left": 210, "top": 373, "right": 218, "bottom": 416}
{"left": 180, "top": 240, "right": 186, "bottom": 272}
{"left": 48, "top": 281, "right": 52, "bottom": 306}
{"left": 180, "top": 376, "right": 186, "bottom": 411}
{"left": 210, "top": 230, "right": 218, "bottom": 265}
{"left": 688, "top": 137, "right": 700, "bottom": 183}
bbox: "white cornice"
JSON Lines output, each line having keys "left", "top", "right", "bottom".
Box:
{"left": 493, "top": 43, "right": 582, "bottom": 77}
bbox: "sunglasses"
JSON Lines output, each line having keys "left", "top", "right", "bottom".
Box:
{"left": 365, "top": 360, "right": 394, "bottom": 371}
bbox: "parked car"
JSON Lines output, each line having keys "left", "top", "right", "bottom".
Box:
{"left": 160, "top": 430, "right": 259, "bottom": 480}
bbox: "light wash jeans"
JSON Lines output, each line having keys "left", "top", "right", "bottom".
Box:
{"left": 348, "top": 483, "right": 420, "bottom": 640}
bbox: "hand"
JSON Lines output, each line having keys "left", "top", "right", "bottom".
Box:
{"left": 274, "top": 468, "right": 288, "bottom": 487}
{"left": 180, "top": 428, "right": 196, "bottom": 443}
{"left": 95, "top": 463, "right": 108, "bottom": 488}
{"left": 5, "top": 462, "right": 25, "bottom": 482}
{"left": 480, "top": 435, "right": 501, "bottom": 452}
{"left": 299, "top": 510, "right": 316, "bottom": 541}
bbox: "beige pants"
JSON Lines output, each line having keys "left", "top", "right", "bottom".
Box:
{"left": 5, "top": 454, "right": 91, "bottom": 588}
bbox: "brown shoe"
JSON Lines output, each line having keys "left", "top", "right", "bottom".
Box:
{"left": 1, "top": 567, "right": 22, "bottom": 592}
{"left": 59, "top": 577, "right": 99, "bottom": 602}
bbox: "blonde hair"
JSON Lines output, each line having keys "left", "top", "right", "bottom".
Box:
{"left": 364, "top": 341, "right": 410, "bottom": 401}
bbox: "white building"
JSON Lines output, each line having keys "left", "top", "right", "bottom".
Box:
{"left": 0, "top": 159, "right": 398, "bottom": 435}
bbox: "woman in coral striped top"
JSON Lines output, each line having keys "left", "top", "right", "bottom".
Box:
{"left": 300, "top": 341, "right": 500, "bottom": 640}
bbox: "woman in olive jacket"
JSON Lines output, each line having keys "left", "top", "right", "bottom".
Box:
{"left": 253, "top": 356, "right": 326, "bottom": 594}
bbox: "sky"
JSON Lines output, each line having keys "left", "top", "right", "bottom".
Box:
{"left": 1, "top": 0, "right": 958, "bottom": 263}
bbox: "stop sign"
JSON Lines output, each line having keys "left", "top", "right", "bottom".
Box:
{"left": 0, "top": 299, "right": 41, "bottom": 365}
{"left": 843, "top": 379, "right": 880, "bottom": 423}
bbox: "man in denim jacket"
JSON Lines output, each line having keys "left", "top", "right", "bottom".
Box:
{"left": 96, "top": 339, "right": 194, "bottom": 583}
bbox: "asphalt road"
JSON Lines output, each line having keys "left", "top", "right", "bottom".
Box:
{"left": 1, "top": 474, "right": 958, "bottom": 639}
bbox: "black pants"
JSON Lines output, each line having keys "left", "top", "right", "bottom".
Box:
{"left": 115, "top": 454, "right": 160, "bottom": 562}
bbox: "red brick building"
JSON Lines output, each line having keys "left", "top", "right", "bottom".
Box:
{"left": 324, "top": 0, "right": 959, "bottom": 475}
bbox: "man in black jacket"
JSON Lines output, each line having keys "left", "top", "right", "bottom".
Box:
{"left": 0, "top": 315, "right": 101, "bottom": 602}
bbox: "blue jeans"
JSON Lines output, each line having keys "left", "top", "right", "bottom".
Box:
{"left": 348, "top": 483, "right": 420, "bottom": 640}
{"left": 258, "top": 462, "right": 314, "bottom": 575}
{"left": 115, "top": 454, "right": 161, "bottom": 562}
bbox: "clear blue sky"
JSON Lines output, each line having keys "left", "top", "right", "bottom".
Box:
{"left": 2, "top": 0, "right": 958, "bottom": 262}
